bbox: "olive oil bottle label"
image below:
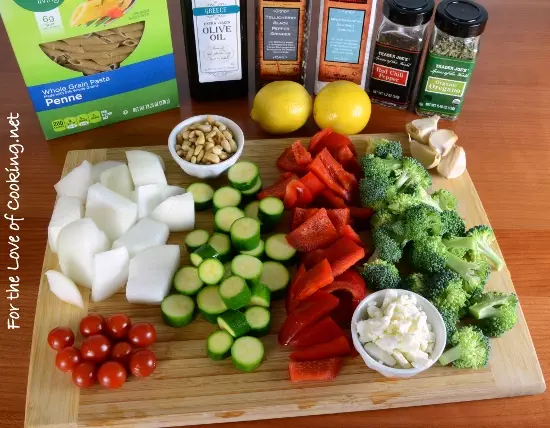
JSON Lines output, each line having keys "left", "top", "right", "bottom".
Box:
{"left": 314, "top": 0, "right": 377, "bottom": 94}
{"left": 258, "top": 0, "right": 308, "bottom": 82}
{"left": 192, "top": 0, "right": 242, "bottom": 83}
{"left": 416, "top": 53, "right": 476, "bottom": 117}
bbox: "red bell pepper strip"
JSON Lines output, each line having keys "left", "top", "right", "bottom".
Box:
{"left": 316, "top": 189, "right": 348, "bottom": 209}
{"left": 258, "top": 173, "right": 294, "bottom": 200}
{"left": 309, "top": 156, "right": 352, "bottom": 202}
{"left": 324, "top": 269, "right": 367, "bottom": 303}
{"left": 340, "top": 224, "right": 363, "bottom": 246}
{"left": 334, "top": 144, "right": 355, "bottom": 166}
{"left": 292, "top": 259, "right": 334, "bottom": 302}
{"left": 291, "top": 140, "right": 312, "bottom": 167}
{"left": 276, "top": 148, "right": 309, "bottom": 174}
{"left": 308, "top": 128, "right": 332, "bottom": 154}
{"left": 291, "top": 208, "right": 307, "bottom": 230}
{"left": 284, "top": 180, "right": 313, "bottom": 209}
{"left": 286, "top": 208, "right": 339, "bottom": 252}
{"left": 322, "top": 132, "right": 352, "bottom": 153}
{"left": 300, "top": 172, "right": 325, "bottom": 199}
{"left": 322, "top": 236, "right": 366, "bottom": 277}
{"left": 329, "top": 291, "right": 357, "bottom": 328}
{"left": 286, "top": 263, "right": 307, "bottom": 313}
{"left": 316, "top": 148, "right": 358, "bottom": 195}
{"left": 326, "top": 208, "right": 351, "bottom": 233}
{"left": 288, "top": 357, "right": 343, "bottom": 382}
{"left": 290, "top": 335, "right": 351, "bottom": 361}
{"left": 349, "top": 206, "right": 375, "bottom": 220}
{"left": 289, "top": 316, "right": 344, "bottom": 348}
{"left": 302, "top": 249, "right": 326, "bottom": 270}
{"left": 279, "top": 290, "right": 339, "bottom": 345}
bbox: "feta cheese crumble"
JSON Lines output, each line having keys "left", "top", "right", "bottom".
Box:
{"left": 356, "top": 290, "right": 436, "bottom": 369}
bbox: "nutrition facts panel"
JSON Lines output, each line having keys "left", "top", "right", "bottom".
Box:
{"left": 34, "top": 9, "right": 64, "bottom": 36}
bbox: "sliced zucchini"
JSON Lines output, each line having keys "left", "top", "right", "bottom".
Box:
{"left": 219, "top": 275, "right": 251, "bottom": 310}
{"left": 260, "top": 261, "right": 290, "bottom": 299}
{"left": 184, "top": 229, "right": 210, "bottom": 253}
{"left": 228, "top": 161, "right": 260, "bottom": 191}
{"left": 208, "top": 232, "right": 233, "bottom": 262}
{"left": 173, "top": 266, "right": 203, "bottom": 296}
{"left": 187, "top": 182, "right": 214, "bottom": 211}
{"left": 231, "top": 336, "right": 264, "bottom": 372}
{"left": 196, "top": 285, "right": 227, "bottom": 324}
{"left": 206, "top": 330, "right": 234, "bottom": 361}
{"left": 244, "top": 306, "right": 271, "bottom": 337}
{"left": 198, "top": 258, "right": 225, "bottom": 285}
{"left": 265, "top": 233, "right": 297, "bottom": 264}
{"left": 241, "top": 177, "right": 263, "bottom": 202}
{"left": 230, "top": 217, "right": 261, "bottom": 251}
{"left": 217, "top": 310, "right": 251, "bottom": 338}
{"left": 244, "top": 200, "right": 260, "bottom": 221}
{"left": 161, "top": 294, "right": 195, "bottom": 327}
{"left": 248, "top": 282, "right": 271, "bottom": 308}
{"left": 190, "top": 244, "right": 219, "bottom": 267}
{"left": 241, "top": 239, "right": 265, "bottom": 259}
{"left": 213, "top": 186, "right": 242, "bottom": 212}
{"left": 231, "top": 254, "right": 263, "bottom": 286}
{"left": 222, "top": 261, "right": 233, "bottom": 280}
{"left": 214, "top": 206, "right": 245, "bottom": 233}
{"left": 258, "top": 197, "right": 284, "bottom": 230}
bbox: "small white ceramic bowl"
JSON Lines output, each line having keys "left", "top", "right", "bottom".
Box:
{"left": 168, "top": 115, "right": 244, "bottom": 179}
{"left": 351, "top": 289, "right": 446, "bottom": 378}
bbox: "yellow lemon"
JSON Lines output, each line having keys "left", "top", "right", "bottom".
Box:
{"left": 251, "top": 81, "right": 312, "bottom": 134}
{"left": 313, "top": 81, "right": 371, "bottom": 135}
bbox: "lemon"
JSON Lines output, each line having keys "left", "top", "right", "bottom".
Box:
{"left": 251, "top": 81, "right": 312, "bottom": 134}
{"left": 313, "top": 81, "right": 371, "bottom": 135}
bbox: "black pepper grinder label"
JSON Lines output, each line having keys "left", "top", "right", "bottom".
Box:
{"left": 369, "top": 42, "right": 421, "bottom": 105}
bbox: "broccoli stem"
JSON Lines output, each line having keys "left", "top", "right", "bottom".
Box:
{"left": 395, "top": 172, "right": 411, "bottom": 189}
{"left": 445, "top": 251, "right": 475, "bottom": 281}
{"left": 444, "top": 237, "right": 476, "bottom": 251}
{"left": 478, "top": 241, "right": 505, "bottom": 271}
{"left": 439, "top": 345, "right": 461, "bottom": 366}
{"left": 469, "top": 294, "right": 511, "bottom": 319}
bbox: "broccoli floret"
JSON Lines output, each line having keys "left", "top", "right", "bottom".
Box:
{"left": 372, "top": 225, "right": 407, "bottom": 263}
{"left": 468, "top": 292, "right": 518, "bottom": 337}
{"left": 440, "top": 210, "right": 466, "bottom": 238}
{"left": 394, "top": 157, "right": 432, "bottom": 190}
{"left": 438, "top": 307, "right": 459, "bottom": 341}
{"left": 401, "top": 273, "right": 427, "bottom": 296}
{"left": 366, "top": 138, "right": 403, "bottom": 159}
{"left": 425, "top": 269, "right": 469, "bottom": 313}
{"left": 386, "top": 193, "right": 423, "bottom": 214}
{"left": 431, "top": 189, "right": 457, "bottom": 211}
{"left": 361, "top": 156, "right": 402, "bottom": 178}
{"left": 407, "top": 186, "right": 444, "bottom": 212}
{"left": 439, "top": 326, "right": 490, "bottom": 369}
{"left": 362, "top": 260, "right": 401, "bottom": 291}
{"left": 370, "top": 209, "right": 396, "bottom": 229}
{"left": 359, "top": 176, "right": 395, "bottom": 210}
{"left": 399, "top": 204, "right": 442, "bottom": 240}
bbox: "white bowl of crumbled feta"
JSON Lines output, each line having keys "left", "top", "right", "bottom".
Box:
{"left": 351, "top": 289, "right": 446, "bottom": 378}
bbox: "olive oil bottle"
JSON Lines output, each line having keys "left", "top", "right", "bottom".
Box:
{"left": 181, "top": 0, "right": 248, "bottom": 101}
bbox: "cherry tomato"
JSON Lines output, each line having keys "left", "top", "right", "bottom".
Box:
{"left": 129, "top": 349, "right": 157, "bottom": 378}
{"left": 79, "top": 314, "right": 106, "bottom": 337}
{"left": 55, "top": 346, "right": 81, "bottom": 372}
{"left": 81, "top": 334, "right": 111, "bottom": 363}
{"left": 111, "top": 341, "right": 133, "bottom": 366}
{"left": 72, "top": 362, "right": 97, "bottom": 388}
{"left": 106, "top": 314, "right": 131, "bottom": 340}
{"left": 97, "top": 361, "right": 127, "bottom": 389}
{"left": 127, "top": 323, "right": 156, "bottom": 348}
{"left": 47, "top": 327, "right": 75, "bottom": 351}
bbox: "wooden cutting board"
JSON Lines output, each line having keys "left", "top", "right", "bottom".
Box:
{"left": 25, "top": 134, "right": 545, "bottom": 428}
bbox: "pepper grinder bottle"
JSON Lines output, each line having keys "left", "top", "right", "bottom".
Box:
{"left": 368, "top": 0, "right": 435, "bottom": 110}
{"left": 416, "top": 0, "right": 488, "bottom": 120}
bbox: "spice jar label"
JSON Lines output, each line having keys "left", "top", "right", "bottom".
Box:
{"left": 416, "top": 53, "right": 476, "bottom": 117}
{"left": 369, "top": 42, "right": 421, "bottom": 106}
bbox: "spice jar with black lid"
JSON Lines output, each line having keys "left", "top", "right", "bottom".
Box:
{"left": 416, "top": 0, "right": 488, "bottom": 120}
{"left": 368, "top": 0, "right": 435, "bottom": 110}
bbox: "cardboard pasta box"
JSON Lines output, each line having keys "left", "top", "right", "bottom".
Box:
{"left": 0, "top": 0, "right": 179, "bottom": 140}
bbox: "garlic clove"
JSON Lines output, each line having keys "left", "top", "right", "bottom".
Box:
{"left": 406, "top": 115, "right": 440, "bottom": 144}
{"left": 410, "top": 139, "right": 442, "bottom": 169}
{"left": 437, "top": 145, "right": 467, "bottom": 179}
{"left": 429, "top": 129, "right": 458, "bottom": 157}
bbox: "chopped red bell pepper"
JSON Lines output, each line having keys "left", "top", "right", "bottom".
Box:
{"left": 279, "top": 290, "right": 339, "bottom": 345}
{"left": 346, "top": 157, "right": 363, "bottom": 180}
{"left": 288, "top": 357, "right": 343, "bottom": 382}
{"left": 289, "top": 316, "right": 344, "bottom": 348}
{"left": 317, "top": 148, "right": 358, "bottom": 195}
{"left": 309, "top": 156, "right": 352, "bottom": 202}
{"left": 286, "top": 263, "right": 307, "bottom": 313}
{"left": 340, "top": 224, "right": 363, "bottom": 246}
{"left": 308, "top": 128, "right": 332, "bottom": 154}
{"left": 277, "top": 148, "right": 309, "bottom": 174}
{"left": 258, "top": 173, "right": 294, "bottom": 200}
{"left": 284, "top": 179, "right": 313, "bottom": 209}
{"left": 324, "top": 269, "right": 367, "bottom": 303}
{"left": 334, "top": 144, "right": 355, "bottom": 166}
{"left": 292, "top": 259, "right": 334, "bottom": 302}
{"left": 291, "top": 140, "right": 312, "bottom": 167}
{"left": 349, "top": 206, "right": 375, "bottom": 220}
{"left": 291, "top": 208, "right": 307, "bottom": 230}
{"left": 310, "top": 132, "right": 353, "bottom": 156}
{"left": 326, "top": 208, "right": 351, "bottom": 233}
{"left": 316, "top": 189, "right": 348, "bottom": 209}
{"left": 302, "top": 249, "right": 325, "bottom": 270}
{"left": 329, "top": 291, "right": 357, "bottom": 327}
{"left": 290, "top": 335, "right": 351, "bottom": 361}
{"left": 322, "top": 236, "right": 366, "bottom": 277}
{"left": 286, "top": 208, "right": 339, "bottom": 252}
{"left": 300, "top": 172, "right": 325, "bottom": 199}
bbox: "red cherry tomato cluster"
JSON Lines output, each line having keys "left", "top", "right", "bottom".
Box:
{"left": 47, "top": 313, "right": 157, "bottom": 389}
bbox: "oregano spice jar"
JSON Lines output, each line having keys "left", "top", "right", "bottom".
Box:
{"left": 416, "top": 0, "right": 488, "bottom": 120}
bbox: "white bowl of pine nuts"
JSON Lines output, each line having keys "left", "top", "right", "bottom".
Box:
{"left": 168, "top": 115, "right": 244, "bottom": 179}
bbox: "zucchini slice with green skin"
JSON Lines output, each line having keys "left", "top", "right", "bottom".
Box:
{"left": 208, "top": 233, "right": 233, "bottom": 262}
{"left": 198, "top": 258, "right": 225, "bottom": 285}
{"left": 244, "top": 306, "right": 271, "bottom": 337}
{"left": 219, "top": 275, "right": 251, "bottom": 310}
{"left": 214, "top": 206, "right": 245, "bottom": 233}
{"left": 231, "top": 254, "right": 263, "bottom": 286}
{"left": 258, "top": 197, "right": 284, "bottom": 230}
{"left": 184, "top": 229, "right": 211, "bottom": 253}
{"left": 213, "top": 186, "right": 242, "bottom": 212}
{"left": 248, "top": 282, "right": 271, "bottom": 308}
{"left": 206, "top": 330, "right": 234, "bottom": 361}
{"left": 217, "top": 310, "right": 251, "bottom": 338}
{"left": 231, "top": 336, "right": 264, "bottom": 372}
{"left": 173, "top": 266, "right": 204, "bottom": 296}
{"left": 240, "top": 239, "right": 265, "bottom": 259}
{"left": 260, "top": 261, "right": 290, "bottom": 299}
{"left": 197, "top": 285, "right": 227, "bottom": 324}
{"left": 265, "top": 233, "right": 297, "bottom": 264}
{"left": 230, "top": 217, "right": 261, "bottom": 251}
{"left": 222, "top": 261, "right": 233, "bottom": 280}
{"left": 190, "top": 244, "right": 219, "bottom": 267}
{"left": 161, "top": 294, "right": 195, "bottom": 327}
{"left": 227, "top": 161, "right": 260, "bottom": 191}
{"left": 244, "top": 200, "right": 260, "bottom": 221}
{"left": 187, "top": 182, "right": 214, "bottom": 211}
{"left": 241, "top": 177, "right": 263, "bottom": 197}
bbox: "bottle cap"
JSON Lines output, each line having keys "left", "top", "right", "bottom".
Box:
{"left": 383, "top": 0, "right": 435, "bottom": 27}
{"left": 435, "top": 0, "right": 488, "bottom": 38}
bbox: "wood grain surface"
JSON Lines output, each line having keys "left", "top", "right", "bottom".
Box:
{"left": 1, "top": 0, "right": 550, "bottom": 427}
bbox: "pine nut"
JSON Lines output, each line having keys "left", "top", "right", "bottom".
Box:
{"left": 221, "top": 139, "right": 232, "bottom": 153}
{"left": 191, "top": 156, "right": 197, "bottom": 164}
{"left": 229, "top": 139, "right": 238, "bottom": 153}
{"left": 193, "top": 145, "right": 203, "bottom": 156}
{"left": 212, "top": 146, "right": 223, "bottom": 156}
{"left": 185, "top": 150, "right": 193, "bottom": 161}
{"left": 197, "top": 124, "right": 212, "bottom": 133}
{"left": 176, "top": 150, "right": 183, "bottom": 156}
{"left": 205, "top": 142, "right": 215, "bottom": 151}
{"left": 204, "top": 153, "right": 220, "bottom": 164}
{"left": 214, "top": 121, "right": 227, "bottom": 131}
{"left": 197, "top": 151, "right": 205, "bottom": 162}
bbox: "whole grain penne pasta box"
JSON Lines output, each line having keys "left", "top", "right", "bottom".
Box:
{"left": 0, "top": 0, "right": 179, "bottom": 139}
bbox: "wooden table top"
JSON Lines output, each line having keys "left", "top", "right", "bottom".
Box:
{"left": 0, "top": 0, "right": 548, "bottom": 427}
